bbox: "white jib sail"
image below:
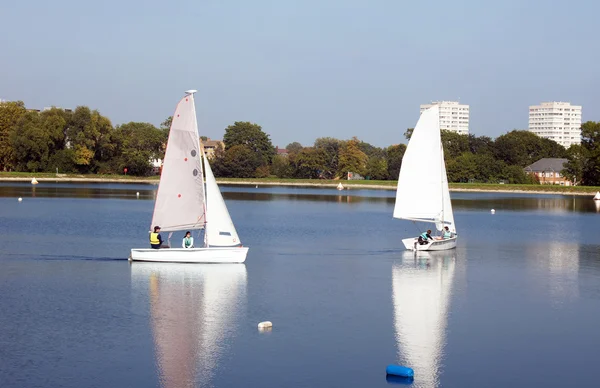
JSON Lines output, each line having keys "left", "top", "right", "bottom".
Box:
{"left": 203, "top": 150, "right": 242, "bottom": 247}
{"left": 393, "top": 105, "right": 455, "bottom": 232}
{"left": 151, "top": 92, "right": 205, "bottom": 232}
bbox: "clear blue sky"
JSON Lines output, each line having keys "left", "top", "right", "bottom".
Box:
{"left": 1, "top": 0, "right": 598, "bottom": 147}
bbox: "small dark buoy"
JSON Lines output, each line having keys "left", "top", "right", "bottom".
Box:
{"left": 386, "top": 364, "right": 414, "bottom": 378}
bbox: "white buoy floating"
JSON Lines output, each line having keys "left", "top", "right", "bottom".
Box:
{"left": 136, "top": 192, "right": 140, "bottom": 197}
{"left": 337, "top": 182, "right": 344, "bottom": 191}
{"left": 593, "top": 191, "right": 600, "bottom": 201}
{"left": 255, "top": 185, "right": 258, "bottom": 188}
{"left": 18, "top": 197, "right": 22, "bottom": 202}
{"left": 491, "top": 209, "right": 496, "bottom": 214}
{"left": 258, "top": 321, "right": 273, "bottom": 330}
{"left": 31, "top": 177, "right": 38, "bottom": 185}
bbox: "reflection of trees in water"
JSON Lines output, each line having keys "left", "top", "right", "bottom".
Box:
{"left": 0, "top": 185, "right": 155, "bottom": 200}
{"left": 451, "top": 196, "right": 598, "bottom": 213}
{"left": 1, "top": 183, "right": 598, "bottom": 212}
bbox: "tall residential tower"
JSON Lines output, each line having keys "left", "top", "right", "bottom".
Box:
{"left": 420, "top": 101, "right": 469, "bottom": 135}
{"left": 529, "top": 102, "right": 582, "bottom": 147}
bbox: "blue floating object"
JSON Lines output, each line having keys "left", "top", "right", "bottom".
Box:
{"left": 385, "top": 374, "right": 414, "bottom": 385}
{"left": 386, "top": 364, "right": 414, "bottom": 378}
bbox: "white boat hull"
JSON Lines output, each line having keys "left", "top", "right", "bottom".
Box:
{"left": 402, "top": 236, "right": 457, "bottom": 251}
{"left": 130, "top": 247, "right": 248, "bottom": 263}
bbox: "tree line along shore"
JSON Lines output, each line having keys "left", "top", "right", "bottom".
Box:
{"left": 1, "top": 100, "right": 599, "bottom": 187}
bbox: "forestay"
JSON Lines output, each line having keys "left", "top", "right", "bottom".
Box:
{"left": 151, "top": 93, "right": 206, "bottom": 232}
{"left": 203, "top": 150, "right": 242, "bottom": 247}
{"left": 393, "top": 106, "right": 455, "bottom": 233}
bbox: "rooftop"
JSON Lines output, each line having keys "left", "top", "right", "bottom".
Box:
{"left": 524, "top": 158, "right": 568, "bottom": 172}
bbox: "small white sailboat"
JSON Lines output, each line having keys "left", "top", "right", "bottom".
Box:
{"left": 393, "top": 106, "right": 457, "bottom": 251}
{"left": 593, "top": 191, "right": 600, "bottom": 201}
{"left": 337, "top": 182, "right": 344, "bottom": 190}
{"left": 130, "top": 90, "right": 248, "bottom": 263}
{"left": 31, "top": 177, "right": 38, "bottom": 185}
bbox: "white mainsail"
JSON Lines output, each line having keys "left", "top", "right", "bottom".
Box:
{"left": 392, "top": 252, "right": 456, "bottom": 387}
{"left": 393, "top": 106, "right": 456, "bottom": 233}
{"left": 203, "top": 150, "right": 242, "bottom": 247}
{"left": 151, "top": 91, "right": 205, "bottom": 232}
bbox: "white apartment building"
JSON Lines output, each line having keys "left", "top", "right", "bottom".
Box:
{"left": 420, "top": 101, "right": 469, "bottom": 135}
{"left": 529, "top": 101, "right": 582, "bottom": 147}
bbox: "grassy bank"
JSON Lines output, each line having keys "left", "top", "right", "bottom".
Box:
{"left": 1, "top": 173, "right": 599, "bottom": 195}
{"left": 0, "top": 172, "right": 159, "bottom": 182}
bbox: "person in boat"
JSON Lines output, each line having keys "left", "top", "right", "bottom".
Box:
{"left": 418, "top": 230, "right": 433, "bottom": 245}
{"left": 436, "top": 226, "right": 454, "bottom": 240}
{"left": 443, "top": 226, "right": 454, "bottom": 239}
{"left": 182, "top": 231, "right": 194, "bottom": 248}
{"left": 150, "top": 226, "right": 164, "bottom": 249}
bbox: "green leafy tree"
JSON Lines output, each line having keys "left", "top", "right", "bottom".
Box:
{"left": 213, "top": 144, "right": 261, "bottom": 178}
{"left": 493, "top": 130, "right": 566, "bottom": 167}
{"left": 160, "top": 116, "right": 172, "bottom": 131}
{"left": 468, "top": 134, "right": 494, "bottom": 155}
{"left": 314, "top": 137, "right": 341, "bottom": 179}
{"left": 366, "top": 156, "right": 389, "bottom": 180}
{"left": 290, "top": 147, "right": 328, "bottom": 179}
{"left": 40, "top": 108, "right": 69, "bottom": 154}
{"left": 563, "top": 144, "right": 589, "bottom": 185}
{"left": 404, "top": 128, "right": 414, "bottom": 141}
{"left": 447, "top": 152, "right": 504, "bottom": 183}
{"left": 500, "top": 165, "right": 538, "bottom": 184}
{"left": 446, "top": 153, "right": 479, "bottom": 182}
{"left": 386, "top": 144, "right": 406, "bottom": 179}
{"left": 441, "top": 130, "right": 469, "bottom": 160}
{"left": 286, "top": 142, "right": 303, "bottom": 155}
{"left": 358, "top": 141, "right": 385, "bottom": 159}
{"left": 223, "top": 121, "right": 275, "bottom": 166}
{"left": 111, "top": 122, "right": 165, "bottom": 175}
{"left": 0, "top": 101, "right": 26, "bottom": 170}
{"left": 338, "top": 137, "right": 368, "bottom": 177}
{"left": 9, "top": 112, "right": 51, "bottom": 171}
{"left": 271, "top": 154, "right": 294, "bottom": 178}
{"left": 66, "top": 107, "right": 114, "bottom": 172}
{"left": 575, "top": 121, "right": 600, "bottom": 185}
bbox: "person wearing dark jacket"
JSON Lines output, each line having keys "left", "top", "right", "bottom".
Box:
{"left": 150, "top": 226, "right": 163, "bottom": 249}
{"left": 418, "top": 229, "right": 433, "bottom": 245}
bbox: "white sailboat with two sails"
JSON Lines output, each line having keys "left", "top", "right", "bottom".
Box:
{"left": 130, "top": 90, "right": 248, "bottom": 263}
{"left": 393, "top": 106, "right": 457, "bottom": 251}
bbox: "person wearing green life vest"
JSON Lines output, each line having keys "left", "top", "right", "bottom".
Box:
{"left": 443, "top": 226, "right": 454, "bottom": 239}
{"left": 182, "top": 231, "right": 194, "bottom": 248}
{"left": 150, "top": 226, "right": 163, "bottom": 249}
{"left": 418, "top": 229, "right": 433, "bottom": 245}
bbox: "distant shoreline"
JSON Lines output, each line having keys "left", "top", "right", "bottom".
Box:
{"left": 1, "top": 176, "right": 598, "bottom": 197}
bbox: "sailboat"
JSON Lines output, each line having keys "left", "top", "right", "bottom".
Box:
{"left": 393, "top": 106, "right": 457, "bottom": 251}
{"left": 130, "top": 90, "right": 249, "bottom": 263}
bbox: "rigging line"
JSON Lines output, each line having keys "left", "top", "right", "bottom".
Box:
{"left": 411, "top": 221, "right": 422, "bottom": 234}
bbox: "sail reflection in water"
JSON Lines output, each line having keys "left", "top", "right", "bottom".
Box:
{"left": 392, "top": 251, "right": 456, "bottom": 387}
{"left": 130, "top": 264, "right": 247, "bottom": 388}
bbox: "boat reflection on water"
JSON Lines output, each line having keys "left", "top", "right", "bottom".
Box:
{"left": 391, "top": 251, "right": 456, "bottom": 387}
{"left": 130, "top": 263, "right": 247, "bottom": 388}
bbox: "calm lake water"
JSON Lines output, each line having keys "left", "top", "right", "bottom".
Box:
{"left": 1, "top": 182, "right": 600, "bottom": 388}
